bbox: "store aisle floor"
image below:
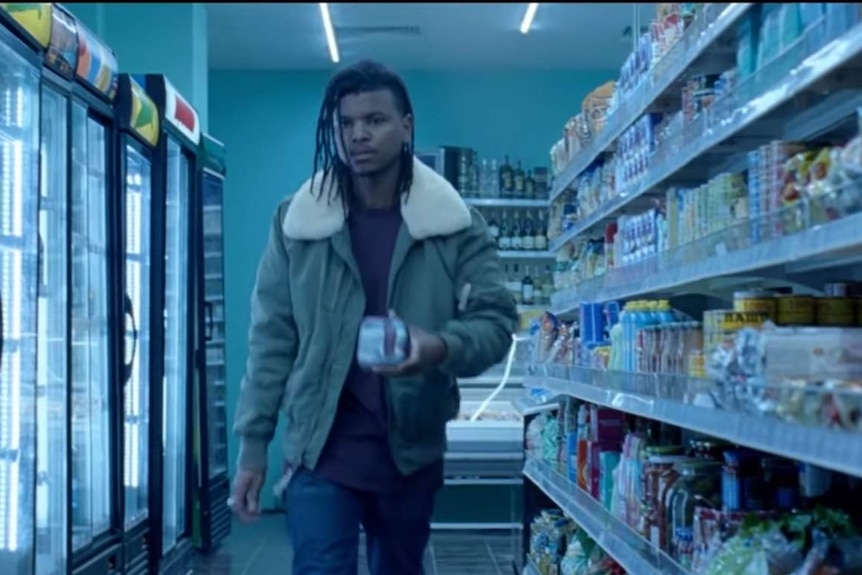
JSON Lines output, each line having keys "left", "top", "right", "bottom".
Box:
{"left": 190, "top": 515, "right": 517, "bottom": 575}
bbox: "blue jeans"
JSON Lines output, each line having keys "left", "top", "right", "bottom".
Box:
{"left": 285, "top": 468, "right": 435, "bottom": 575}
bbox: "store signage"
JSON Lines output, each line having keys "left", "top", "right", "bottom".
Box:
{"left": 129, "top": 77, "right": 160, "bottom": 148}
{"left": 45, "top": 4, "right": 78, "bottom": 79}
{"left": 0, "top": 3, "right": 52, "bottom": 48}
{"left": 76, "top": 22, "right": 119, "bottom": 101}
{"left": 164, "top": 78, "right": 200, "bottom": 146}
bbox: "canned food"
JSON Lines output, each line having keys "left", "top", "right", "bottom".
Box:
{"left": 816, "top": 297, "right": 855, "bottom": 326}
{"left": 356, "top": 316, "right": 411, "bottom": 368}
{"left": 733, "top": 291, "right": 776, "bottom": 318}
{"left": 702, "top": 310, "right": 768, "bottom": 350}
{"left": 776, "top": 295, "right": 815, "bottom": 326}
{"left": 704, "top": 310, "right": 769, "bottom": 332}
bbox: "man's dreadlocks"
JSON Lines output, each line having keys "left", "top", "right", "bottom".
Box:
{"left": 311, "top": 59, "right": 416, "bottom": 209}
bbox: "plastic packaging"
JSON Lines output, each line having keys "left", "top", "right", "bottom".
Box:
{"left": 356, "top": 316, "right": 411, "bottom": 368}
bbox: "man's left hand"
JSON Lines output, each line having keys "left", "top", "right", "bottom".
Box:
{"left": 372, "top": 313, "right": 448, "bottom": 377}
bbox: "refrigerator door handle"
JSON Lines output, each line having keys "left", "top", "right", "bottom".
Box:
{"left": 123, "top": 292, "right": 138, "bottom": 384}
{"left": 204, "top": 301, "right": 214, "bottom": 341}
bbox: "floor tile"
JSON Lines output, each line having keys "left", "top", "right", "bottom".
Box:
{"left": 190, "top": 515, "right": 515, "bottom": 575}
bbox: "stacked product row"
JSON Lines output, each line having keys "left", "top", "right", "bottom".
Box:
{"left": 525, "top": 402, "right": 862, "bottom": 575}
{"left": 548, "top": 3, "right": 700, "bottom": 178}
{"left": 531, "top": 285, "right": 862, "bottom": 433}
{"left": 447, "top": 146, "right": 551, "bottom": 200}
{"left": 528, "top": 510, "right": 626, "bottom": 575}
{"left": 551, "top": 121, "right": 862, "bottom": 291}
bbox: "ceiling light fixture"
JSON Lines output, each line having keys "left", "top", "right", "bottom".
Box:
{"left": 319, "top": 3, "right": 340, "bottom": 63}
{"left": 520, "top": 3, "right": 539, "bottom": 34}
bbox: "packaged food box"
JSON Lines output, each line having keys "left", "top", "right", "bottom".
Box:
{"left": 762, "top": 327, "right": 862, "bottom": 380}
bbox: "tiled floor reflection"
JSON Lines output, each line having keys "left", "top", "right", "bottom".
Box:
{"left": 190, "top": 514, "right": 516, "bottom": 575}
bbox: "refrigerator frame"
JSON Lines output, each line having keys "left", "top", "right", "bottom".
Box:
{"left": 141, "top": 74, "right": 200, "bottom": 575}
{"left": 0, "top": 16, "right": 43, "bottom": 575}
{"left": 114, "top": 74, "right": 161, "bottom": 575}
{"left": 193, "top": 139, "right": 231, "bottom": 552}
{"left": 64, "top": 75, "right": 126, "bottom": 575}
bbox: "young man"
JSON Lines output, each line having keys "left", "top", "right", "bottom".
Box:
{"left": 230, "top": 59, "right": 518, "bottom": 574}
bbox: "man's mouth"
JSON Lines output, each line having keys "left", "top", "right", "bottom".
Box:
{"left": 351, "top": 150, "right": 375, "bottom": 160}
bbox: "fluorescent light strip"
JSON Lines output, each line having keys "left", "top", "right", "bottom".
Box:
{"left": 319, "top": 3, "right": 340, "bottom": 64}
{"left": 520, "top": 3, "right": 539, "bottom": 34}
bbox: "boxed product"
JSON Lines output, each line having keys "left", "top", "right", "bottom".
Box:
{"left": 590, "top": 406, "right": 627, "bottom": 443}
{"left": 762, "top": 327, "right": 862, "bottom": 380}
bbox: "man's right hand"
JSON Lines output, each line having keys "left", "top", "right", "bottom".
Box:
{"left": 231, "top": 468, "right": 266, "bottom": 522}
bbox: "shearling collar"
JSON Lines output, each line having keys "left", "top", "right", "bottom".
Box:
{"left": 281, "top": 157, "right": 473, "bottom": 241}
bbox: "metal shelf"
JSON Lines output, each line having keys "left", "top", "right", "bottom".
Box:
{"left": 525, "top": 371, "right": 862, "bottom": 479}
{"left": 523, "top": 458, "right": 690, "bottom": 575}
{"left": 552, "top": 183, "right": 862, "bottom": 312}
{"left": 548, "top": 3, "right": 753, "bottom": 204}
{"left": 466, "top": 198, "right": 549, "bottom": 209}
{"left": 499, "top": 251, "right": 554, "bottom": 260}
{"left": 511, "top": 395, "right": 558, "bottom": 417}
{"left": 549, "top": 15, "right": 862, "bottom": 252}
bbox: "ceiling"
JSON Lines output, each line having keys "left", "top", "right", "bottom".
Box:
{"left": 207, "top": 3, "right": 654, "bottom": 71}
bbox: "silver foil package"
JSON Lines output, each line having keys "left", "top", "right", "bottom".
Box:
{"left": 356, "top": 316, "right": 411, "bottom": 368}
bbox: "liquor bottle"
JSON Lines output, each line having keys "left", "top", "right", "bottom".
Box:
{"left": 489, "top": 158, "right": 500, "bottom": 198}
{"left": 487, "top": 210, "right": 500, "bottom": 241}
{"left": 499, "top": 155, "right": 514, "bottom": 199}
{"left": 458, "top": 152, "right": 469, "bottom": 196}
{"left": 514, "top": 160, "right": 526, "bottom": 199}
{"left": 510, "top": 263, "right": 523, "bottom": 304}
{"left": 468, "top": 151, "right": 479, "bottom": 196}
{"left": 510, "top": 211, "right": 523, "bottom": 251}
{"left": 498, "top": 212, "right": 511, "bottom": 250}
{"left": 542, "top": 265, "right": 554, "bottom": 304}
{"left": 521, "top": 265, "right": 535, "bottom": 306}
{"left": 522, "top": 211, "right": 535, "bottom": 251}
{"left": 535, "top": 212, "right": 548, "bottom": 251}
{"left": 525, "top": 170, "right": 537, "bottom": 200}
{"left": 479, "top": 159, "right": 491, "bottom": 197}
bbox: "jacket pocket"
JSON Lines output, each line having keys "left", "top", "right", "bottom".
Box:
{"left": 389, "top": 372, "right": 457, "bottom": 444}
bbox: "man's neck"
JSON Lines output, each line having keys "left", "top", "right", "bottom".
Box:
{"left": 353, "top": 160, "right": 401, "bottom": 209}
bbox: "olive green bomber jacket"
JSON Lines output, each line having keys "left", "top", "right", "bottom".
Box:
{"left": 233, "top": 157, "right": 519, "bottom": 476}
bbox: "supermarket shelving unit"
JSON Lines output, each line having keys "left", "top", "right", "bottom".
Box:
{"left": 514, "top": 3, "right": 862, "bottom": 574}
{"left": 437, "top": 195, "right": 552, "bottom": 531}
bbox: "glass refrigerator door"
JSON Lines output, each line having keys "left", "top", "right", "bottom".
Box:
{"left": 0, "top": 38, "right": 40, "bottom": 575}
{"left": 35, "top": 86, "right": 69, "bottom": 575}
{"left": 161, "top": 138, "right": 190, "bottom": 553}
{"left": 124, "top": 143, "right": 152, "bottom": 529}
{"left": 201, "top": 171, "right": 227, "bottom": 478}
{"left": 69, "top": 103, "right": 112, "bottom": 550}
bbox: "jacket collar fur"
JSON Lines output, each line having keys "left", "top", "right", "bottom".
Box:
{"left": 281, "top": 157, "right": 473, "bottom": 241}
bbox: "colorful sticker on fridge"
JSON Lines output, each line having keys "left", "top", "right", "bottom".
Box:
{"left": 76, "top": 23, "right": 119, "bottom": 101}
{"left": 163, "top": 78, "right": 201, "bottom": 145}
{"left": 45, "top": 5, "right": 78, "bottom": 79}
{"left": 0, "top": 3, "right": 51, "bottom": 47}
{"left": 129, "top": 77, "right": 160, "bottom": 148}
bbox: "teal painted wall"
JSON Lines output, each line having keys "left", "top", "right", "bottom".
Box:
{"left": 209, "top": 69, "right": 614, "bottom": 506}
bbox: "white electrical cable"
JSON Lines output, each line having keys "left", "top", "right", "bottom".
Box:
{"left": 469, "top": 334, "right": 518, "bottom": 422}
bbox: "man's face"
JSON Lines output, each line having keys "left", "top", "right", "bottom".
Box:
{"left": 336, "top": 89, "right": 412, "bottom": 176}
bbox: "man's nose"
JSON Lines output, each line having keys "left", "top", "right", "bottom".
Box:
{"left": 349, "top": 122, "right": 371, "bottom": 142}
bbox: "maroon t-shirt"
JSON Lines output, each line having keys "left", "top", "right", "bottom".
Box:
{"left": 312, "top": 204, "right": 443, "bottom": 494}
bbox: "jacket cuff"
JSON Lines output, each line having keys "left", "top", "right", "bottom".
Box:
{"left": 237, "top": 437, "right": 270, "bottom": 472}
{"left": 436, "top": 331, "right": 464, "bottom": 375}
